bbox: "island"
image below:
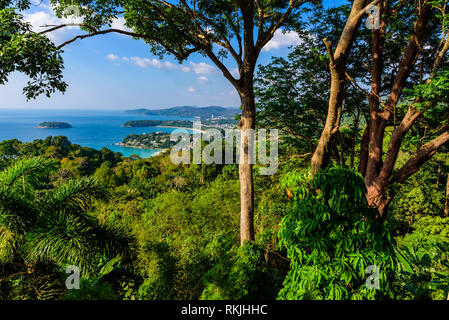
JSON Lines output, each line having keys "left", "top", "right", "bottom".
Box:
{"left": 36, "top": 122, "right": 72, "bottom": 129}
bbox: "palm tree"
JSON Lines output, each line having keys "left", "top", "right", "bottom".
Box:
{"left": 0, "top": 157, "right": 132, "bottom": 299}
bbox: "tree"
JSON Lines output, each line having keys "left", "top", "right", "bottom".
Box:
{"left": 254, "top": 4, "right": 369, "bottom": 162}
{"left": 309, "top": 0, "right": 449, "bottom": 217}
{"left": 40, "top": 0, "right": 316, "bottom": 244}
{"left": 0, "top": 139, "right": 21, "bottom": 156}
{"left": 0, "top": 1, "right": 67, "bottom": 99}
{"left": 278, "top": 166, "right": 398, "bottom": 299}
{"left": 254, "top": 45, "right": 328, "bottom": 154}
{"left": 309, "top": 0, "right": 381, "bottom": 175}
{"left": 0, "top": 157, "right": 131, "bottom": 298}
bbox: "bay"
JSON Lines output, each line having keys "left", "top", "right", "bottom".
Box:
{"left": 0, "top": 109, "right": 193, "bottom": 158}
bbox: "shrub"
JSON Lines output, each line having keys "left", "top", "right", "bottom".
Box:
{"left": 201, "top": 240, "right": 282, "bottom": 300}
{"left": 278, "top": 166, "right": 398, "bottom": 300}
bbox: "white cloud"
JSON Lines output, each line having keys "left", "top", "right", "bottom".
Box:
{"left": 111, "top": 17, "right": 133, "bottom": 32}
{"left": 23, "top": 7, "right": 131, "bottom": 44}
{"left": 263, "top": 30, "right": 301, "bottom": 51}
{"left": 187, "top": 86, "right": 196, "bottom": 93}
{"left": 190, "top": 62, "right": 216, "bottom": 75}
{"left": 130, "top": 57, "right": 190, "bottom": 72}
{"left": 23, "top": 9, "right": 83, "bottom": 43}
{"left": 112, "top": 55, "right": 217, "bottom": 78}
{"left": 197, "top": 76, "right": 209, "bottom": 84}
{"left": 106, "top": 53, "right": 119, "bottom": 61}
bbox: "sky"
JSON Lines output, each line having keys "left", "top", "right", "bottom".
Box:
{"left": 0, "top": 0, "right": 346, "bottom": 110}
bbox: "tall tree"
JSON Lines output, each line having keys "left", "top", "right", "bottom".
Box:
{"left": 310, "top": 0, "right": 449, "bottom": 217}
{"left": 41, "top": 0, "right": 316, "bottom": 244}
{"left": 309, "top": 0, "right": 380, "bottom": 175}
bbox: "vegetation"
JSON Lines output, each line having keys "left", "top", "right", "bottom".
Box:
{"left": 1, "top": 0, "right": 449, "bottom": 301}
{"left": 44, "top": 0, "right": 315, "bottom": 246}
{"left": 0, "top": 1, "right": 66, "bottom": 99}
{"left": 0, "top": 131, "right": 448, "bottom": 300}
{"left": 279, "top": 166, "right": 398, "bottom": 300}
{"left": 37, "top": 122, "right": 72, "bottom": 129}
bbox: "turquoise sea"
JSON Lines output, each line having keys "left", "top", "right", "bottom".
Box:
{"left": 0, "top": 109, "right": 193, "bottom": 158}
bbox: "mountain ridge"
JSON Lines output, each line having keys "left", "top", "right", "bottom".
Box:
{"left": 125, "top": 106, "right": 239, "bottom": 118}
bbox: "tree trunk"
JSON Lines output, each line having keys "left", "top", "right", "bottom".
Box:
{"left": 445, "top": 173, "right": 449, "bottom": 217}
{"left": 365, "top": 183, "right": 392, "bottom": 218}
{"left": 238, "top": 82, "right": 256, "bottom": 245}
{"left": 363, "top": 2, "right": 433, "bottom": 217}
{"left": 310, "top": 62, "right": 344, "bottom": 175}
{"left": 310, "top": 0, "right": 371, "bottom": 176}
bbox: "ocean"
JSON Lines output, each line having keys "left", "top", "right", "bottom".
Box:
{"left": 0, "top": 109, "right": 193, "bottom": 158}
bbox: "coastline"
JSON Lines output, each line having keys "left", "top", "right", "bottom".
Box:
{"left": 121, "top": 124, "right": 206, "bottom": 133}
{"left": 155, "top": 125, "right": 206, "bottom": 133}
{"left": 115, "top": 142, "right": 157, "bottom": 150}
{"left": 113, "top": 143, "right": 168, "bottom": 156}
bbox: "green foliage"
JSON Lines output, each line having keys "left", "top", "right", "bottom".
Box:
{"left": 401, "top": 216, "right": 449, "bottom": 246}
{"left": 201, "top": 241, "right": 282, "bottom": 300}
{"left": 396, "top": 216, "right": 449, "bottom": 300}
{"left": 49, "top": 0, "right": 307, "bottom": 65}
{"left": 1, "top": 133, "right": 448, "bottom": 300}
{"left": 0, "top": 7, "right": 67, "bottom": 99}
{"left": 0, "top": 139, "right": 21, "bottom": 157}
{"left": 131, "top": 176, "right": 241, "bottom": 299}
{"left": 278, "top": 166, "right": 398, "bottom": 300}
{"left": 409, "top": 68, "right": 449, "bottom": 110}
{"left": 0, "top": 156, "right": 132, "bottom": 299}
{"left": 390, "top": 162, "right": 446, "bottom": 224}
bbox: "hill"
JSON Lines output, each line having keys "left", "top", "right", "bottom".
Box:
{"left": 125, "top": 106, "right": 239, "bottom": 118}
{"left": 123, "top": 120, "right": 193, "bottom": 128}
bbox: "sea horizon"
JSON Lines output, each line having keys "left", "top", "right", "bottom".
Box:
{"left": 0, "top": 108, "right": 194, "bottom": 158}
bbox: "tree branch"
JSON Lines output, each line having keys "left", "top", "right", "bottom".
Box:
{"left": 54, "top": 27, "right": 197, "bottom": 60}
{"left": 255, "top": 0, "right": 306, "bottom": 51}
{"left": 392, "top": 130, "right": 449, "bottom": 184}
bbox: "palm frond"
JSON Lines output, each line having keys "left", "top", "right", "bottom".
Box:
{"left": 39, "top": 176, "right": 109, "bottom": 214}
{"left": 0, "top": 226, "right": 20, "bottom": 264}
{"left": 0, "top": 157, "right": 57, "bottom": 192}
{"left": 0, "top": 185, "right": 37, "bottom": 233}
{"left": 22, "top": 211, "right": 134, "bottom": 277}
{"left": 22, "top": 212, "right": 102, "bottom": 276}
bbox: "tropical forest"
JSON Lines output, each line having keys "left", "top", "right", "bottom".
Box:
{"left": 0, "top": 0, "right": 449, "bottom": 302}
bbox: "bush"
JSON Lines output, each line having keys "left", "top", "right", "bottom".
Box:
{"left": 201, "top": 241, "right": 283, "bottom": 300}
{"left": 396, "top": 216, "right": 449, "bottom": 300}
{"left": 278, "top": 166, "right": 398, "bottom": 300}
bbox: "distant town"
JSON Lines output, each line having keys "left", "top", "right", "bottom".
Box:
{"left": 118, "top": 116, "right": 239, "bottom": 150}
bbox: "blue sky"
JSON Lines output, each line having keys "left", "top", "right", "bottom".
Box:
{"left": 0, "top": 0, "right": 346, "bottom": 110}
